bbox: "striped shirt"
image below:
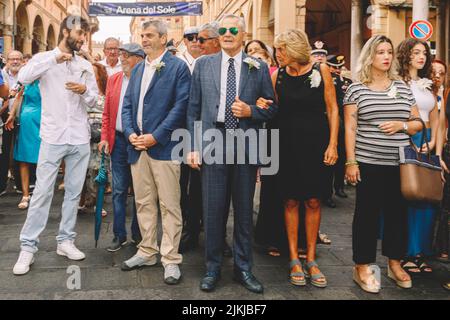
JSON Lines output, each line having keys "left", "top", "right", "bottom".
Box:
{"left": 343, "top": 80, "right": 416, "bottom": 166}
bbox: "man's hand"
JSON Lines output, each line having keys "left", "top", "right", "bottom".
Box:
{"left": 56, "top": 53, "right": 73, "bottom": 64}
{"left": 187, "top": 151, "right": 201, "bottom": 170}
{"left": 129, "top": 133, "right": 139, "bottom": 145}
{"left": 256, "top": 97, "right": 273, "bottom": 110}
{"left": 65, "top": 82, "right": 87, "bottom": 95}
{"left": 231, "top": 96, "right": 252, "bottom": 118}
{"left": 98, "top": 140, "right": 110, "bottom": 155}
{"left": 132, "top": 134, "right": 157, "bottom": 151}
{"left": 4, "top": 113, "right": 15, "bottom": 131}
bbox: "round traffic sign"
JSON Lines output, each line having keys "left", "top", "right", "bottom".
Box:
{"left": 409, "top": 20, "right": 433, "bottom": 41}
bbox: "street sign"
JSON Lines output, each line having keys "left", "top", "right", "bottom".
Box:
{"left": 409, "top": 20, "right": 433, "bottom": 41}
{"left": 89, "top": 2, "right": 203, "bottom": 17}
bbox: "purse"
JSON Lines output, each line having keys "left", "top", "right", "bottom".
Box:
{"left": 399, "top": 118, "right": 443, "bottom": 203}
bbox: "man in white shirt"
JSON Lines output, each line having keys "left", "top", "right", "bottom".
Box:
{"left": 100, "top": 37, "right": 122, "bottom": 76}
{"left": 13, "top": 15, "right": 99, "bottom": 275}
{"left": 177, "top": 27, "right": 201, "bottom": 74}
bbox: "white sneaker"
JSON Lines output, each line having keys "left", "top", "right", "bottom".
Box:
{"left": 57, "top": 240, "right": 86, "bottom": 261}
{"left": 13, "top": 251, "right": 35, "bottom": 275}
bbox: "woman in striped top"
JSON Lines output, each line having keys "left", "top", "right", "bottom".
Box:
{"left": 343, "top": 35, "right": 423, "bottom": 293}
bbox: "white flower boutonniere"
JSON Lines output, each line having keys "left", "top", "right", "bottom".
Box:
{"left": 387, "top": 85, "right": 400, "bottom": 99}
{"left": 308, "top": 69, "right": 322, "bottom": 88}
{"left": 244, "top": 57, "right": 261, "bottom": 74}
{"left": 415, "top": 78, "right": 433, "bottom": 92}
{"left": 154, "top": 61, "right": 166, "bottom": 74}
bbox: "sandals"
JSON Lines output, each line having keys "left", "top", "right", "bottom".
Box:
{"left": 267, "top": 247, "right": 281, "bottom": 257}
{"left": 401, "top": 259, "right": 421, "bottom": 275}
{"left": 317, "top": 232, "right": 331, "bottom": 245}
{"left": 18, "top": 196, "right": 31, "bottom": 210}
{"left": 387, "top": 264, "right": 412, "bottom": 289}
{"left": 304, "top": 260, "right": 327, "bottom": 288}
{"left": 289, "top": 259, "right": 306, "bottom": 286}
{"left": 353, "top": 266, "right": 380, "bottom": 294}
{"left": 416, "top": 257, "right": 433, "bottom": 273}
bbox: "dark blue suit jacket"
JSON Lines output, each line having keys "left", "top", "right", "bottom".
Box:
{"left": 122, "top": 51, "right": 191, "bottom": 164}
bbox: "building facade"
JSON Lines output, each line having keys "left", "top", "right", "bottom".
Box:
{"left": 193, "top": 0, "right": 450, "bottom": 74}
{"left": 0, "top": 0, "right": 99, "bottom": 55}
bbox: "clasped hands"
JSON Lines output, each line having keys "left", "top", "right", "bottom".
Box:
{"left": 129, "top": 133, "right": 157, "bottom": 151}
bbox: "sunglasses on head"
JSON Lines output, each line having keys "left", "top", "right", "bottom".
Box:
{"left": 185, "top": 34, "right": 199, "bottom": 42}
{"left": 218, "top": 27, "right": 239, "bottom": 36}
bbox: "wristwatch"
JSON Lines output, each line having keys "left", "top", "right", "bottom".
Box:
{"left": 403, "top": 122, "right": 408, "bottom": 133}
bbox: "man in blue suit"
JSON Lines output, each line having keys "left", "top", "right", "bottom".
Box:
{"left": 120, "top": 20, "right": 191, "bottom": 285}
{"left": 187, "top": 14, "right": 278, "bottom": 293}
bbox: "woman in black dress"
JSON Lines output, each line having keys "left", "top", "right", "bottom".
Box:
{"left": 258, "top": 29, "right": 339, "bottom": 288}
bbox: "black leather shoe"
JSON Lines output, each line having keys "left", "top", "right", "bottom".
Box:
{"left": 200, "top": 272, "right": 221, "bottom": 292}
{"left": 335, "top": 189, "right": 348, "bottom": 198}
{"left": 324, "top": 198, "right": 337, "bottom": 208}
{"left": 233, "top": 270, "right": 264, "bottom": 294}
{"left": 223, "top": 241, "right": 232, "bottom": 257}
{"left": 107, "top": 237, "right": 127, "bottom": 252}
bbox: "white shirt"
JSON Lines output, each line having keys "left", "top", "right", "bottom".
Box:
{"left": 217, "top": 50, "right": 242, "bottom": 123}
{"left": 178, "top": 51, "right": 198, "bottom": 74}
{"left": 410, "top": 79, "right": 436, "bottom": 122}
{"left": 18, "top": 47, "right": 99, "bottom": 145}
{"left": 137, "top": 50, "right": 167, "bottom": 131}
{"left": 100, "top": 58, "right": 122, "bottom": 77}
{"left": 1, "top": 68, "right": 19, "bottom": 111}
{"left": 116, "top": 74, "right": 129, "bottom": 133}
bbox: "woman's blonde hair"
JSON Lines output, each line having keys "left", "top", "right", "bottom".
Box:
{"left": 356, "top": 35, "right": 399, "bottom": 84}
{"left": 274, "top": 29, "right": 311, "bottom": 64}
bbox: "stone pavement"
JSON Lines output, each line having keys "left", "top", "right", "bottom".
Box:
{"left": 0, "top": 177, "right": 449, "bottom": 300}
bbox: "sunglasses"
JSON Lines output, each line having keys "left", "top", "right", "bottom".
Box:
{"left": 198, "top": 37, "right": 217, "bottom": 44}
{"left": 185, "top": 34, "right": 199, "bottom": 42}
{"left": 218, "top": 27, "right": 239, "bottom": 36}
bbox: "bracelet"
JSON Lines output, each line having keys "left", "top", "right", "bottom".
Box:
{"left": 345, "top": 160, "right": 359, "bottom": 166}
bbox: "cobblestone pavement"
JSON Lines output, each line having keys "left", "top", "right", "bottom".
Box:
{"left": 0, "top": 178, "right": 449, "bottom": 300}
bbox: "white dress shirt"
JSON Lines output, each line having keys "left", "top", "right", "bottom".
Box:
{"left": 100, "top": 58, "right": 122, "bottom": 77}
{"left": 178, "top": 51, "right": 198, "bottom": 74}
{"left": 137, "top": 50, "right": 167, "bottom": 132}
{"left": 1, "top": 68, "right": 19, "bottom": 111}
{"left": 116, "top": 74, "right": 129, "bottom": 133}
{"left": 18, "top": 47, "right": 99, "bottom": 145}
{"left": 217, "top": 50, "right": 242, "bottom": 123}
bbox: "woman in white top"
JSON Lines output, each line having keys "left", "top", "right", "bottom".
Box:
{"left": 397, "top": 39, "right": 439, "bottom": 275}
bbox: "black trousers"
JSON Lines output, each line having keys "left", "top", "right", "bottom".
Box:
{"left": 180, "top": 163, "right": 203, "bottom": 240}
{"left": 352, "top": 163, "right": 408, "bottom": 264}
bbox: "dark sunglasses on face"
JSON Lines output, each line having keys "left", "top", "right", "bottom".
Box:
{"left": 198, "top": 37, "right": 217, "bottom": 44}
{"left": 185, "top": 34, "right": 199, "bottom": 42}
{"left": 218, "top": 27, "right": 239, "bottom": 36}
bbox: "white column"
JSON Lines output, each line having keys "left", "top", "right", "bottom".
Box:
{"left": 413, "top": 0, "right": 429, "bottom": 21}
{"left": 350, "top": 0, "right": 363, "bottom": 79}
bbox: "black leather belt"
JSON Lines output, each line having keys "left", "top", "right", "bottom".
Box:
{"left": 215, "top": 122, "right": 225, "bottom": 128}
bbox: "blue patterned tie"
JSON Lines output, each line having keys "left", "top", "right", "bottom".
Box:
{"left": 225, "top": 58, "right": 238, "bottom": 129}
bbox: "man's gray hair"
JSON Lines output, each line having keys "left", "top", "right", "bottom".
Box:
{"left": 220, "top": 14, "right": 246, "bottom": 31}
{"left": 199, "top": 21, "right": 220, "bottom": 38}
{"left": 142, "top": 19, "right": 168, "bottom": 37}
{"left": 103, "top": 37, "right": 119, "bottom": 48}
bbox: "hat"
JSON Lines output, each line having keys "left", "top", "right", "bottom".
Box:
{"left": 327, "top": 54, "right": 345, "bottom": 67}
{"left": 311, "top": 41, "right": 328, "bottom": 55}
{"left": 119, "top": 43, "right": 145, "bottom": 58}
{"left": 184, "top": 26, "right": 199, "bottom": 36}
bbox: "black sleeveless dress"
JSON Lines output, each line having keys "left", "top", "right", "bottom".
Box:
{"left": 276, "top": 64, "right": 332, "bottom": 201}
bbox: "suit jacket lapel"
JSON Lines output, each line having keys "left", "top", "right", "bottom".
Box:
{"left": 210, "top": 52, "right": 222, "bottom": 94}
{"left": 145, "top": 51, "right": 170, "bottom": 97}
{"left": 239, "top": 52, "right": 249, "bottom": 96}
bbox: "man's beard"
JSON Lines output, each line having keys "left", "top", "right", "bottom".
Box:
{"left": 66, "top": 36, "right": 82, "bottom": 52}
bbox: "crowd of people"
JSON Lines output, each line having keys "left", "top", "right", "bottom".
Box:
{"left": 0, "top": 13, "right": 449, "bottom": 294}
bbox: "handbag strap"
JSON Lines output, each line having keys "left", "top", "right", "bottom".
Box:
{"left": 407, "top": 117, "right": 430, "bottom": 161}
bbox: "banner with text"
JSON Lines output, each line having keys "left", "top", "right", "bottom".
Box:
{"left": 89, "top": 2, "right": 203, "bottom": 17}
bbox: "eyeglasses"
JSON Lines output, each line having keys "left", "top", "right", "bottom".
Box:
{"left": 218, "top": 27, "right": 239, "bottom": 36}
{"left": 433, "top": 71, "right": 446, "bottom": 76}
{"left": 120, "top": 51, "right": 140, "bottom": 59}
{"left": 185, "top": 34, "right": 199, "bottom": 42}
{"left": 198, "top": 37, "right": 217, "bottom": 44}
